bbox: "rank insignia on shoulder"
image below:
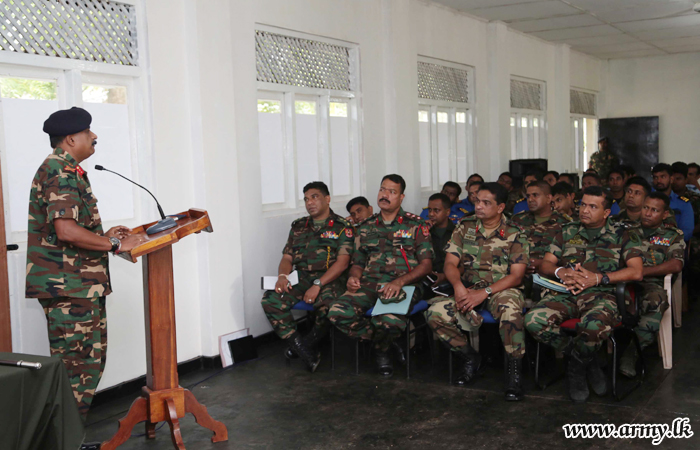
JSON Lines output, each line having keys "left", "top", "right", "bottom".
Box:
{"left": 394, "top": 230, "right": 413, "bottom": 239}
{"left": 499, "top": 229, "right": 505, "bottom": 238}
{"left": 516, "top": 198, "right": 526, "bottom": 203}
{"left": 460, "top": 208, "right": 468, "bottom": 214}
{"left": 320, "top": 231, "right": 339, "bottom": 239}
{"left": 680, "top": 196, "right": 689, "bottom": 202}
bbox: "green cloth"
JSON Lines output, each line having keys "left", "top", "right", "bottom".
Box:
{"left": 0, "top": 352, "right": 84, "bottom": 450}
{"left": 582, "top": 227, "right": 603, "bottom": 242}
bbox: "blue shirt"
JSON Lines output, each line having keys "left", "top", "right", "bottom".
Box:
{"left": 420, "top": 202, "right": 467, "bottom": 224}
{"left": 513, "top": 198, "right": 529, "bottom": 215}
{"left": 669, "top": 191, "right": 694, "bottom": 241}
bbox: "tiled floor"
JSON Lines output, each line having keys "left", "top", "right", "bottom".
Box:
{"left": 85, "top": 309, "right": 700, "bottom": 449}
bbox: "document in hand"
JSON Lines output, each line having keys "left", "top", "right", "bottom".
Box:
{"left": 532, "top": 274, "right": 569, "bottom": 293}
{"left": 371, "top": 285, "right": 416, "bottom": 316}
{"left": 261, "top": 270, "right": 299, "bottom": 290}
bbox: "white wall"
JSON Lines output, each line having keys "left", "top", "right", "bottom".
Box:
{"left": 603, "top": 52, "right": 700, "bottom": 164}
{"left": 4, "top": 0, "right": 606, "bottom": 390}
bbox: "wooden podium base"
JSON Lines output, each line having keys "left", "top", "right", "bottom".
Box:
{"left": 102, "top": 386, "right": 227, "bottom": 450}
{"left": 101, "top": 210, "right": 227, "bottom": 449}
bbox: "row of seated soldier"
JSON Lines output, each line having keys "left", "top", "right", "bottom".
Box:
{"left": 260, "top": 161, "right": 699, "bottom": 404}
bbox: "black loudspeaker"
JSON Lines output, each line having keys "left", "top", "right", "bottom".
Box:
{"left": 509, "top": 159, "right": 548, "bottom": 178}
{"left": 228, "top": 335, "right": 258, "bottom": 364}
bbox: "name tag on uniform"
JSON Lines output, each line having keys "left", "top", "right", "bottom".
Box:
{"left": 320, "top": 231, "right": 339, "bottom": 239}
{"left": 394, "top": 230, "right": 412, "bottom": 239}
{"left": 650, "top": 236, "right": 671, "bottom": 246}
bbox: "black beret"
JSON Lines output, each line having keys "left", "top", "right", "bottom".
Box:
{"left": 43, "top": 107, "right": 92, "bottom": 137}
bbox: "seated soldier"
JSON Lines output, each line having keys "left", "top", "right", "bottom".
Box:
{"left": 615, "top": 176, "right": 651, "bottom": 224}
{"left": 451, "top": 173, "right": 484, "bottom": 217}
{"left": 607, "top": 167, "right": 626, "bottom": 208}
{"left": 544, "top": 170, "right": 559, "bottom": 187}
{"left": 452, "top": 180, "right": 483, "bottom": 221}
{"left": 346, "top": 196, "right": 374, "bottom": 226}
{"left": 512, "top": 170, "right": 544, "bottom": 215}
{"left": 619, "top": 193, "right": 685, "bottom": 377}
{"left": 420, "top": 181, "right": 461, "bottom": 221}
{"left": 552, "top": 181, "right": 578, "bottom": 221}
{"left": 512, "top": 181, "right": 571, "bottom": 291}
{"left": 426, "top": 183, "right": 529, "bottom": 401}
{"left": 426, "top": 193, "right": 456, "bottom": 288}
{"left": 525, "top": 186, "right": 643, "bottom": 403}
{"left": 652, "top": 163, "right": 694, "bottom": 241}
{"left": 582, "top": 172, "right": 621, "bottom": 215}
{"left": 558, "top": 173, "right": 577, "bottom": 189}
{"left": 261, "top": 182, "right": 353, "bottom": 372}
{"left": 328, "top": 174, "right": 433, "bottom": 377}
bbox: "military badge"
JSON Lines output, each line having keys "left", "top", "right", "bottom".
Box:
{"left": 394, "top": 230, "right": 413, "bottom": 239}
{"left": 421, "top": 225, "right": 429, "bottom": 237}
{"left": 650, "top": 236, "right": 671, "bottom": 246}
{"left": 320, "top": 231, "right": 339, "bottom": 239}
{"left": 344, "top": 228, "right": 353, "bottom": 238}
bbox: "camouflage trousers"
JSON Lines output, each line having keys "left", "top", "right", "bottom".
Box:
{"left": 38, "top": 295, "right": 107, "bottom": 417}
{"left": 261, "top": 274, "right": 342, "bottom": 340}
{"left": 634, "top": 282, "right": 669, "bottom": 349}
{"left": 425, "top": 288, "right": 526, "bottom": 358}
{"left": 327, "top": 284, "right": 419, "bottom": 352}
{"left": 525, "top": 289, "right": 619, "bottom": 358}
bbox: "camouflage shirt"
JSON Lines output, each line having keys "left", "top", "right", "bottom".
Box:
{"left": 445, "top": 214, "right": 529, "bottom": 287}
{"left": 352, "top": 208, "right": 434, "bottom": 285}
{"left": 283, "top": 210, "right": 354, "bottom": 278}
{"left": 512, "top": 210, "right": 571, "bottom": 261}
{"left": 588, "top": 150, "right": 619, "bottom": 183}
{"left": 613, "top": 209, "right": 678, "bottom": 228}
{"left": 25, "top": 147, "right": 111, "bottom": 299}
{"left": 546, "top": 219, "right": 643, "bottom": 293}
{"left": 629, "top": 225, "right": 685, "bottom": 287}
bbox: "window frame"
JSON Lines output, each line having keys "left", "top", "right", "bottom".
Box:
{"left": 570, "top": 87, "right": 598, "bottom": 174}
{"left": 0, "top": 0, "right": 152, "bottom": 248}
{"left": 255, "top": 26, "right": 362, "bottom": 217}
{"left": 417, "top": 56, "right": 475, "bottom": 193}
{"left": 510, "top": 76, "right": 547, "bottom": 160}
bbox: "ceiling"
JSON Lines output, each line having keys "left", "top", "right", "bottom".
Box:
{"left": 433, "top": 0, "right": 700, "bottom": 59}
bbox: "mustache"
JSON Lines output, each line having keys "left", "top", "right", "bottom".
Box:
{"left": 379, "top": 198, "right": 390, "bottom": 203}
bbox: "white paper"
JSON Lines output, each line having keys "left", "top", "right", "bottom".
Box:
{"left": 262, "top": 270, "right": 299, "bottom": 290}
{"left": 219, "top": 328, "right": 250, "bottom": 368}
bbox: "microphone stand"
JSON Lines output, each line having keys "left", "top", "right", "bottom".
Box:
{"left": 94, "top": 165, "right": 178, "bottom": 235}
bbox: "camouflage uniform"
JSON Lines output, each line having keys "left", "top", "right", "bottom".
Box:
{"left": 614, "top": 209, "right": 678, "bottom": 228}
{"left": 328, "top": 209, "right": 433, "bottom": 352}
{"left": 628, "top": 224, "right": 685, "bottom": 349}
{"left": 505, "top": 190, "right": 525, "bottom": 215}
{"left": 426, "top": 215, "right": 530, "bottom": 358}
{"left": 511, "top": 210, "right": 571, "bottom": 261}
{"left": 525, "top": 220, "right": 643, "bottom": 358}
{"left": 588, "top": 150, "right": 620, "bottom": 184}
{"left": 25, "top": 147, "right": 111, "bottom": 416}
{"left": 261, "top": 211, "right": 353, "bottom": 339}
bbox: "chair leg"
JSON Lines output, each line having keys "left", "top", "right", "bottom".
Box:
{"left": 331, "top": 326, "right": 335, "bottom": 372}
{"left": 611, "top": 334, "right": 618, "bottom": 399}
{"left": 449, "top": 350, "right": 455, "bottom": 385}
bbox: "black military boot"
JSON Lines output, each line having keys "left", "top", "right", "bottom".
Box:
{"left": 285, "top": 324, "right": 329, "bottom": 359}
{"left": 287, "top": 332, "right": 320, "bottom": 373}
{"left": 587, "top": 354, "right": 608, "bottom": 396}
{"left": 391, "top": 341, "right": 407, "bottom": 366}
{"left": 375, "top": 349, "right": 394, "bottom": 377}
{"left": 504, "top": 354, "right": 524, "bottom": 401}
{"left": 454, "top": 345, "right": 484, "bottom": 386}
{"left": 567, "top": 349, "right": 590, "bottom": 403}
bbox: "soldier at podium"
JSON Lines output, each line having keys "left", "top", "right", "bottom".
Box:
{"left": 26, "top": 107, "right": 144, "bottom": 423}
{"left": 261, "top": 181, "right": 353, "bottom": 372}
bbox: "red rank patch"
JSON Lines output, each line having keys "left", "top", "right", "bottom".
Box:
{"left": 499, "top": 229, "right": 505, "bottom": 238}
{"left": 76, "top": 166, "right": 85, "bottom": 177}
{"left": 398, "top": 216, "right": 404, "bottom": 224}
{"left": 328, "top": 219, "right": 334, "bottom": 227}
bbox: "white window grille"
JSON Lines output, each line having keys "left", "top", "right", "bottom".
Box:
{"left": 418, "top": 57, "right": 475, "bottom": 193}
{"left": 510, "top": 77, "right": 546, "bottom": 159}
{"left": 0, "top": 0, "right": 138, "bottom": 66}
{"left": 256, "top": 27, "right": 361, "bottom": 213}
{"left": 570, "top": 89, "right": 596, "bottom": 116}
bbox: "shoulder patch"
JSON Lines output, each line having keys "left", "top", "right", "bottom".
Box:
{"left": 459, "top": 208, "right": 468, "bottom": 214}
{"left": 680, "top": 196, "right": 690, "bottom": 202}
{"left": 515, "top": 197, "right": 526, "bottom": 204}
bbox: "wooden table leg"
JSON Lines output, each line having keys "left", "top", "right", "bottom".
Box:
{"left": 145, "top": 421, "right": 156, "bottom": 439}
{"left": 165, "top": 397, "right": 186, "bottom": 450}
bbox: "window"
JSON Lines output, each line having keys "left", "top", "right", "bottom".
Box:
{"left": 570, "top": 89, "right": 598, "bottom": 172}
{"left": 510, "top": 77, "right": 546, "bottom": 160}
{"left": 417, "top": 58, "right": 475, "bottom": 191}
{"left": 255, "top": 28, "right": 361, "bottom": 212}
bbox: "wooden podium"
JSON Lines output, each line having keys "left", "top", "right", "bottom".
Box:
{"left": 102, "top": 209, "right": 228, "bottom": 450}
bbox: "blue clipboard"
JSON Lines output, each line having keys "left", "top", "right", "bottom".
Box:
{"left": 371, "top": 286, "right": 415, "bottom": 316}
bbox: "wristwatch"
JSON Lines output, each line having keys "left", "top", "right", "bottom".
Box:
{"left": 313, "top": 279, "right": 323, "bottom": 287}
{"left": 601, "top": 273, "right": 610, "bottom": 285}
{"left": 108, "top": 237, "right": 121, "bottom": 253}
{"left": 484, "top": 286, "right": 493, "bottom": 297}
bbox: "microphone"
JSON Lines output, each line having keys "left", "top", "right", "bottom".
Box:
{"left": 94, "top": 165, "right": 177, "bottom": 235}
